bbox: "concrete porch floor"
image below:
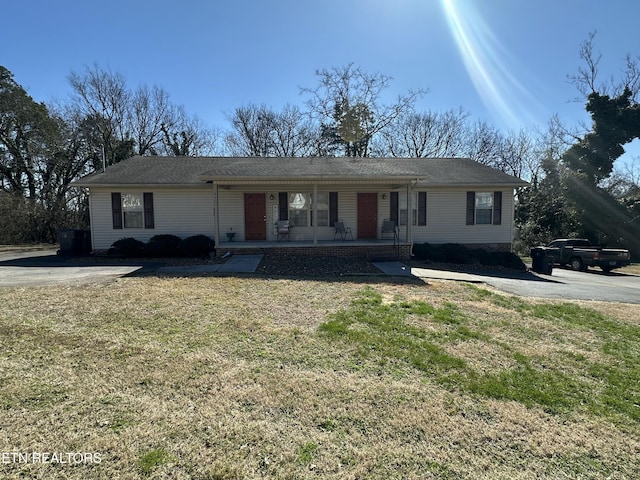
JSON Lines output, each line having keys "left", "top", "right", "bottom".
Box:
{"left": 217, "top": 239, "right": 407, "bottom": 249}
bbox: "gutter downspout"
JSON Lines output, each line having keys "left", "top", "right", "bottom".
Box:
{"left": 312, "top": 183, "right": 318, "bottom": 246}
{"left": 511, "top": 187, "right": 515, "bottom": 252}
{"left": 88, "top": 191, "right": 96, "bottom": 252}
{"left": 213, "top": 182, "right": 220, "bottom": 252}
{"left": 408, "top": 178, "right": 421, "bottom": 254}
{"left": 406, "top": 182, "right": 413, "bottom": 244}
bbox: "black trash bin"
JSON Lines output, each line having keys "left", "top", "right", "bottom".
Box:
{"left": 58, "top": 229, "right": 91, "bottom": 256}
{"left": 58, "top": 229, "right": 76, "bottom": 256}
{"left": 80, "top": 230, "right": 92, "bottom": 255}
{"left": 531, "top": 246, "right": 557, "bottom": 275}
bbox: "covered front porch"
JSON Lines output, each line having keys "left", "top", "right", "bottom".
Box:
{"left": 215, "top": 239, "right": 412, "bottom": 260}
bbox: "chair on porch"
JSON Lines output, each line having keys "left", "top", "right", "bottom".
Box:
{"left": 334, "top": 221, "right": 353, "bottom": 241}
{"left": 381, "top": 219, "right": 399, "bottom": 246}
{"left": 276, "top": 220, "right": 291, "bottom": 242}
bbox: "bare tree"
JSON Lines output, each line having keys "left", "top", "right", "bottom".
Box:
{"left": 462, "top": 120, "right": 503, "bottom": 168}
{"left": 130, "top": 84, "right": 177, "bottom": 156}
{"left": 68, "top": 64, "right": 130, "bottom": 165}
{"left": 268, "top": 104, "right": 316, "bottom": 157}
{"left": 68, "top": 64, "right": 219, "bottom": 160}
{"left": 161, "top": 108, "right": 222, "bottom": 156}
{"left": 378, "top": 108, "right": 468, "bottom": 158}
{"left": 569, "top": 31, "right": 640, "bottom": 102}
{"left": 301, "top": 63, "right": 427, "bottom": 157}
{"left": 225, "top": 104, "right": 315, "bottom": 157}
{"left": 607, "top": 156, "right": 640, "bottom": 199}
{"left": 225, "top": 104, "right": 273, "bottom": 157}
{"left": 496, "top": 129, "right": 537, "bottom": 179}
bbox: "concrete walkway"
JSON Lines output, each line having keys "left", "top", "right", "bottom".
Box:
{"left": 372, "top": 261, "right": 413, "bottom": 277}
{"left": 374, "top": 261, "right": 485, "bottom": 281}
{"left": 157, "top": 254, "right": 264, "bottom": 275}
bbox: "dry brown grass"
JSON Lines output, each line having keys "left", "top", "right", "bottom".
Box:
{"left": 620, "top": 263, "right": 640, "bottom": 275}
{"left": 1, "top": 276, "right": 639, "bottom": 479}
{"left": 0, "top": 244, "right": 54, "bottom": 254}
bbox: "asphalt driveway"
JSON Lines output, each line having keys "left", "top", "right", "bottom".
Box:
{"left": 0, "top": 249, "right": 143, "bottom": 287}
{"left": 410, "top": 264, "right": 640, "bottom": 304}
{"left": 1, "top": 250, "right": 639, "bottom": 304}
{"left": 0, "top": 250, "right": 263, "bottom": 287}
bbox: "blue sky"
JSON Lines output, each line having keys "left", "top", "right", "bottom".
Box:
{"left": 2, "top": 0, "right": 639, "bottom": 140}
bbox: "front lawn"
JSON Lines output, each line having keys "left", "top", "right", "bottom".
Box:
{"left": 1, "top": 277, "right": 639, "bottom": 479}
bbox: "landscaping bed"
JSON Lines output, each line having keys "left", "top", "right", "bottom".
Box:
{"left": 256, "top": 253, "right": 383, "bottom": 277}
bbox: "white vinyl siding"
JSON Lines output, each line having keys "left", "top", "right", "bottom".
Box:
{"left": 89, "top": 187, "right": 215, "bottom": 250}
{"left": 87, "top": 184, "right": 516, "bottom": 249}
{"left": 410, "top": 188, "right": 515, "bottom": 245}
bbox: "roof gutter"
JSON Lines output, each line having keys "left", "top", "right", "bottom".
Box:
{"left": 197, "top": 175, "right": 426, "bottom": 183}
{"left": 71, "top": 182, "right": 210, "bottom": 188}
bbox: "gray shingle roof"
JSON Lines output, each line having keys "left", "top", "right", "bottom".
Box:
{"left": 73, "top": 156, "right": 527, "bottom": 187}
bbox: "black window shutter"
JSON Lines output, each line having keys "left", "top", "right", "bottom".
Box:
{"left": 111, "top": 192, "right": 122, "bottom": 229}
{"left": 493, "top": 191, "right": 502, "bottom": 225}
{"left": 278, "top": 192, "right": 288, "bottom": 220}
{"left": 466, "top": 191, "right": 475, "bottom": 225}
{"left": 329, "top": 192, "right": 338, "bottom": 227}
{"left": 418, "top": 192, "right": 427, "bottom": 226}
{"left": 390, "top": 192, "right": 399, "bottom": 226}
{"left": 143, "top": 192, "right": 154, "bottom": 229}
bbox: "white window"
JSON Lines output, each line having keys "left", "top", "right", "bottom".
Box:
{"left": 288, "top": 193, "right": 309, "bottom": 227}
{"left": 314, "top": 192, "right": 329, "bottom": 227}
{"left": 475, "top": 192, "right": 493, "bottom": 225}
{"left": 399, "top": 192, "right": 418, "bottom": 226}
{"left": 122, "top": 193, "right": 144, "bottom": 228}
{"left": 289, "top": 192, "right": 330, "bottom": 227}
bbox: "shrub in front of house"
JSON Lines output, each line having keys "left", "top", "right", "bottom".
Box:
{"left": 489, "top": 251, "right": 526, "bottom": 271}
{"left": 145, "top": 234, "right": 183, "bottom": 257}
{"left": 412, "top": 242, "right": 526, "bottom": 270}
{"left": 439, "top": 243, "right": 474, "bottom": 264}
{"left": 470, "top": 248, "right": 498, "bottom": 266}
{"left": 109, "top": 237, "right": 145, "bottom": 257}
{"left": 180, "top": 235, "right": 215, "bottom": 257}
{"left": 412, "top": 243, "right": 446, "bottom": 262}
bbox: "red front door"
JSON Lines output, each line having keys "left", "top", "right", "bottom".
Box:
{"left": 357, "top": 193, "right": 378, "bottom": 239}
{"left": 244, "top": 194, "right": 266, "bottom": 240}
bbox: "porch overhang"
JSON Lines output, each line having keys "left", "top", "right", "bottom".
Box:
{"left": 210, "top": 178, "right": 420, "bottom": 250}
{"left": 199, "top": 176, "right": 425, "bottom": 185}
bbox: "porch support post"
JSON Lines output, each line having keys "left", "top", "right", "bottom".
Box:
{"left": 213, "top": 182, "right": 220, "bottom": 251}
{"left": 406, "top": 182, "right": 413, "bottom": 243}
{"left": 312, "top": 183, "right": 318, "bottom": 245}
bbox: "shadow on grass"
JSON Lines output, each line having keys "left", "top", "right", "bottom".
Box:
{"left": 0, "top": 253, "right": 427, "bottom": 286}
{"left": 412, "top": 261, "right": 562, "bottom": 283}
{"left": 0, "top": 254, "right": 163, "bottom": 276}
{"left": 554, "top": 264, "right": 637, "bottom": 277}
